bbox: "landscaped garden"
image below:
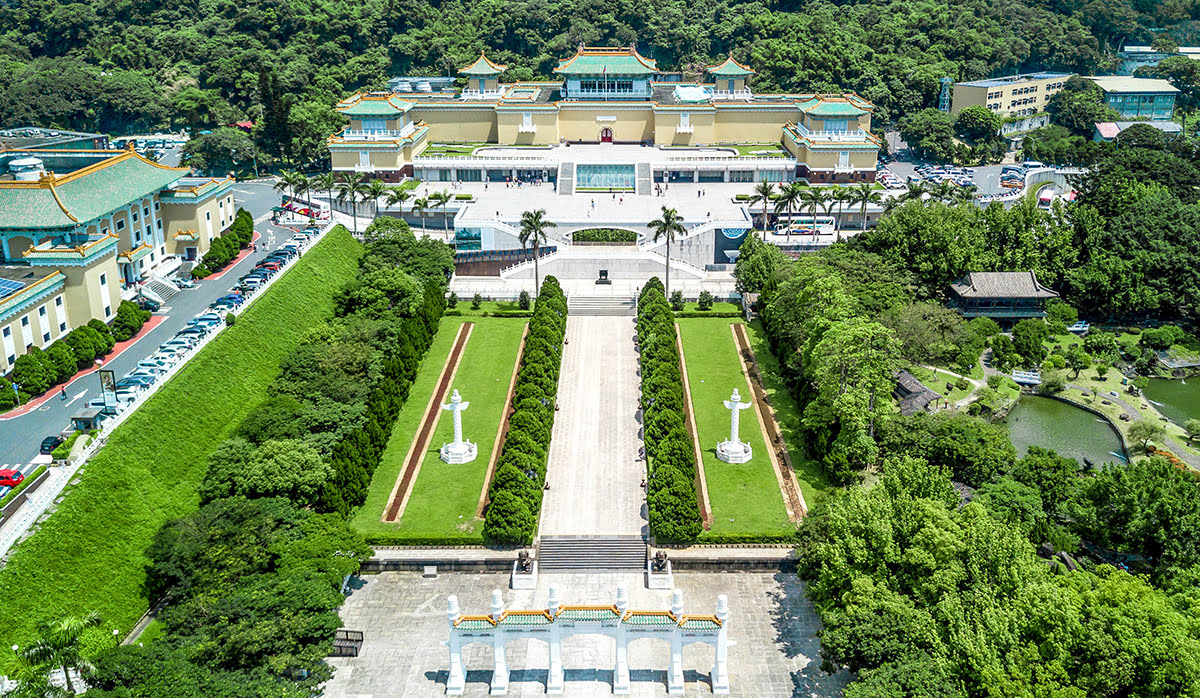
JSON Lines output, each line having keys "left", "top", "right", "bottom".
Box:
{"left": 0, "top": 226, "right": 364, "bottom": 656}
{"left": 351, "top": 316, "right": 527, "bottom": 543}
{"left": 677, "top": 318, "right": 794, "bottom": 539}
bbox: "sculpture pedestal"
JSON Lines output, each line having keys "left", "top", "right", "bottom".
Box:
{"left": 440, "top": 440, "right": 478, "bottom": 464}
{"left": 646, "top": 558, "right": 673, "bottom": 589}
{"left": 716, "top": 439, "right": 752, "bottom": 464}
{"left": 511, "top": 561, "right": 538, "bottom": 590}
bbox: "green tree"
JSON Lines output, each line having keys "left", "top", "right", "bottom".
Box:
{"left": 848, "top": 181, "right": 882, "bottom": 230}
{"left": 748, "top": 180, "right": 775, "bottom": 236}
{"left": 19, "top": 611, "right": 103, "bottom": 694}
{"left": 336, "top": 171, "right": 369, "bottom": 235}
{"left": 897, "top": 108, "right": 956, "bottom": 162}
{"left": 1128, "top": 419, "right": 1166, "bottom": 451}
{"left": 1047, "top": 76, "right": 1120, "bottom": 136}
{"left": 430, "top": 189, "right": 452, "bottom": 236}
{"left": 1185, "top": 418, "right": 1200, "bottom": 442}
{"left": 518, "top": 209, "right": 556, "bottom": 297}
{"left": 953, "top": 104, "right": 1002, "bottom": 141}
{"left": 182, "top": 128, "right": 258, "bottom": 176}
{"left": 647, "top": 207, "right": 685, "bottom": 298}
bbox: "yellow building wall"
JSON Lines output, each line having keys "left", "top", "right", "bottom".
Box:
{"left": 800, "top": 148, "right": 877, "bottom": 169}
{"left": 160, "top": 198, "right": 221, "bottom": 251}
{"left": 806, "top": 114, "right": 872, "bottom": 132}
{"left": 331, "top": 151, "right": 359, "bottom": 169}
{"left": 411, "top": 105, "right": 498, "bottom": 142}
{"left": 950, "top": 85, "right": 987, "bottom": 114}
{"left": 653, "top": 110, "right": 716, "bottom": 146}
{"left": 558, "top": 105, "right": 654, "bottom": 142}
{"left": 496, "top": 111, "right": 560, "bottom": 145}
{"left": 711, "top": 108, "right": 796, "bottom": 143}
{"left": 61, "top": 256, "right": 121, "bottom": 327}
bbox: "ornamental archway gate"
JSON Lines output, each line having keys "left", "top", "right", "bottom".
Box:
{"left": 446, "top": 584, "right": 730, "bottom": 695}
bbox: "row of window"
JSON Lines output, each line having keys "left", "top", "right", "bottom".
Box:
{"left": 575, "top": 80, "right": 637, "bottom": 93}
{"left": 2, "top": 295, "right": 72, "bottom": 368}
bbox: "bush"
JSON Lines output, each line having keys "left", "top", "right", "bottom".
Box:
{"left": 110, "top": 300, "right": 150, "bottom": 342}
{"left": 191, "top": 265, "right": 211, "bottom": 279}
{"left": 698, "top": 290, "right": 714, "bottom": 311}
{"left": 986, "top": 374, "right": 1003, "bottom": 390}
{"left": 571, "top": 228, "right": 638, "bottom": 243}
{"left": 447, "top": 292, "right": 458, "bottom": 309}
{"left": 670, "top": 290, "right": 684, "bottom": 312}
{"left": 11, "top": 348, "right": 54, "bottom": 396}
{"left": 472, "top": 293, "right": 482, "bottom": 310}
{"left": 225, "top": 312, "right": 236, "bottom": 326}
{"left": 518, "top": 290, "right": 531, "bottom": 310}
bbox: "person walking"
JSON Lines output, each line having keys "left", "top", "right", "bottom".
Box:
{"left": 60, "top": 386, "right": 67, "bottom": 401}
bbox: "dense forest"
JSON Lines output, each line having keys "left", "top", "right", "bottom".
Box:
{"left": 1, "top": 0, "right": 1198, "bottom": 165}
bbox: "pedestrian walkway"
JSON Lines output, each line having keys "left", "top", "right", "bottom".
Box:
{"left": 539, "top": 315, "right": 646, "bottom": 537}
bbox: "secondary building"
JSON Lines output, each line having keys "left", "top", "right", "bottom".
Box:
{"left": 951, "top": 72, "right": 1075, "bottom": 135}
{"left": 949, "top": 271, "right": 1059, "bottom": 320}
{"left": 1085, "top": 76, "right": 1179, "bottom": 120}
{"left": 1117, "top": 46, "right": 1200, "bottom": 75}
{"left": 327, "top": 46, "right": 882, "bottom": 189}
{"left": 0, "top": 146, "right": 233, "bottom": 374}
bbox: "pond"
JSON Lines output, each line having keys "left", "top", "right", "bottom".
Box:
{"left": 1144, "top": 378, "right": 1200, "bottom": 428}
{"left": 1002, "top": 395, "right": 1126, "bottom": 466}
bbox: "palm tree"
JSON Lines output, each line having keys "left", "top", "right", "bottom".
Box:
{"left": 366, "top": 179, "right": 387, "bottom": 219}
{"left": 273, "top": 170, "right": 299, "bottom": 205}
{"left": 798, "top": 187, "right": 828, "bottom": 237}
{"left": 848, "top": 182, "right": 883, "bottom": 230}
{"left": 412, "top": 196, "right": 429, "bottom": 236}
{"left": 383, "top": 186, "right": 411, "bottom": 212}
{"left": 773, "top": 182, "right": 803, "bottom": 237}
{"left": 518, "top": 209, "right": 557, "bottom": 297}
{"left": 833, "top": 187, "right": 852, "bottom": 233}
{"left": 313, "top": 172, "right": 337, "bottom": 220}
{"left": 901, "top": 180, "right": 927, "bottom": 204}
{"left": 748, "top": 181, "right": 776, "bottom": 238}
{"left": 430, "top": 189, "right": 452, "bottom": 237}
{"left": 335, "top": 171, "right": 369, "bottom": 234}
{"left": 930, "top": 180, "right": 956, "bottom": 203}
{"left": 647, "top": 206, "right": 685, "bottom": 298}
{"left": 292, "top": 173, "right": 310, "bottom": 207}
{"left": 953, "top": 184, "right": 979, "bottom": 205}
{"left": 20, "top": 611, "right": 102, "bottom": 695}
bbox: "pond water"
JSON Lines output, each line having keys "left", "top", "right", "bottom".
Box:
{"left": 1144, "top": 378, "right": 1200, "bottom": 428}
{"left": 1002, "top": 395, "right": 1126, "bottom": 466}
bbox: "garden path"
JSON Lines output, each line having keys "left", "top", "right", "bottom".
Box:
{"left": 539, "top": 315, "right": 647, "bottom": 537}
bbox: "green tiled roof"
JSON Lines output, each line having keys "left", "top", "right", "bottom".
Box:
{"left": 680, "top": 618, "right": 721, "bottom": 631}
{"left": 461, "top": 52, "right": 507, "bottom": 76}
{"left": 796, "top": 97, "right": 869, "bottom": 116}
{"left": 707, "top": 56, "right": 755, "bottom": 77}
{"left": 558, "top": 607, "right": 620, "bottom": 621}
{"left": 555, "top": 48, "right": 659, "bottom": 76}
{"left": 623, "top": 613, "right": 676, "bottom": 627}
{"left": 337, "top": 94, "right": 414, "bottom": 117}
{"left": 0, "top": 153, "right": 185, "bottom": 230}
{"left": 455, "top": 618, "right": 494, "bottom": 630}
{"left": 499, "top": 612, "right": 552, "bottom": 627}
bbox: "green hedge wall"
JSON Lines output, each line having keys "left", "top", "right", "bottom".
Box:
{"left": 638, "top": 279, "right": 703, "bottom": 543}
{"left": 572, "top": 228, "right": 638, "bottom": 243}
{"left": 482, "top": 276, "right": 568, "bottom": 544}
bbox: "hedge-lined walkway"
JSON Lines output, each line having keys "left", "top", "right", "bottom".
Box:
{"left": 352, "top": 317, "right": 526, "bottom": 543}
{"left": 0, "top": 227, "right": 364, "bottom": 654}
{"left": 677, "top": 318, "right": 794, "bottom": 539}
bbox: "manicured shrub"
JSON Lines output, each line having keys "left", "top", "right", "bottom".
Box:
{"left": 447, "top": 292, "right": 458, "bottom": 309}
{"left": 110, "top": 300, "right": 151, "bottom": 341}
{"left": 472, "top": 293, "right": 482, "bottom": 310}
{"left": 11, "top": 348, "right": 54, "bottom": 396}
{"left": 698, "top": 290, "right": 714, "bottom": 311}
{"left": 518, "top": 290, "right": 531, "bottom": 310}
{"left": 46, "top": 341, "right": 78, "bottom": 383}
{"left": 482, "top": 490, "right": 536, "bottom": 543}
{"left": 670, "top": 290, "right": 684, "bottom": 312}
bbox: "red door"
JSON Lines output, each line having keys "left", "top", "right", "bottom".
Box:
{"left": 600, "top": 127, "right": 613, "bottom": 143}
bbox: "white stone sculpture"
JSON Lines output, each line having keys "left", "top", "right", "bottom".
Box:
{"left": 439, "top": 389, "right": 478, "bottom": 464}
{"left": 716, "top": 388, "right": 753, "bottom": 463}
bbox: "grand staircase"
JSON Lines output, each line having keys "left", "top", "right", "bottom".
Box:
{"left": 537, "top": 536, "right": 646, "bottom": 572}
{"left": 567, "top": 296, "right": 636, "bottom": 316}
{"left": 143, "top": 275, "right": 182, "bottom": 302}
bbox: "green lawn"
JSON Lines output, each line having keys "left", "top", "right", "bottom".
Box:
{"left": 0, "top": 227, "right": 363, "bottom": 656}
{"left": 744, "top": 321, "right": 836, "bottom": 509}
{"left": 910, "top": 366, "right": 972, "bottom": 404}
{"left": 678, "top": 318, "right": 794, "bottom": 538}
{"left": 419, "top": 142, "right": 487, "bottom": 156}
{"left": 351, "top": 317, "right": 526, "bottom": 543}
{"left": 681, "top": 301, "right": 740, "bottom": 314}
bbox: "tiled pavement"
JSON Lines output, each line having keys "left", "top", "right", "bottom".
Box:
{"left": 538, "top": 315, "right": 648, "bottom": 537}
{"left": 323, "top": 570, "right": 849, "bottom": 697}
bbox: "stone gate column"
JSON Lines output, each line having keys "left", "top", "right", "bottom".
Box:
{"left": 614, "top": 585, "right": 630, "bottom": 694}
{"left": 547, "top": 585, "right": 564, "bottom": 694}
{"left": 668, "top": 589, "right": 684, "bottom": 694}
{"left": 712, "top": 594, "right": 730, "bottom": 694}
{"left": 446, "top": 595, "right": 465, "bottom": 695}
{"left": 490, "top": 589, "right": 509, "bottom": 695}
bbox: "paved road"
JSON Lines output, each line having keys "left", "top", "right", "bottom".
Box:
{"left": 539, "top": 315, "right": 647, "bottom": 537}
{"left": 0, "top": 180, "right": 289, "bottom": 486}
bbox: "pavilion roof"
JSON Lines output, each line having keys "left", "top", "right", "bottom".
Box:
{"left": 796, "top": 95, "right": 872, "bottom": 116}
{"left": 0, "top": 150, "right": 186, "bottom": 230}
{"left": 555, "top": 46, "right": 660, "bottom": 76}
{"left": 460, "top": 52, "right": 507, "bottom": 76}
{"left": 707, "top": 55, "right": 756, "bottom": 77}
{"left": 950, "top": 272, "right": 1059, "bottom": 299}
{"left": 336, "top": 93, "right": 414, "bottom": 117}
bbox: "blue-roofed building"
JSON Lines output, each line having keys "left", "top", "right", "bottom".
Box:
{"left": 1086, "top": 76, "right": 1179, "bottom": 120}
{"left": 951, "top": 72, "right": 1076, "bottom": 135}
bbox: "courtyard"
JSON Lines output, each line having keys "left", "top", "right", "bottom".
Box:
{"left": 324, "top": 570, "right": 850, "bottom": 697}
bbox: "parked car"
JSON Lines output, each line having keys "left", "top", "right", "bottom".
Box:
{"left": 137, "top": 297, "right": 161, "bottom": 312}
{"left": 0, "top": 469, "right": 25, "bottom": 487}
{"left": 40, "top": 436, "right": 63, "bottom": 455}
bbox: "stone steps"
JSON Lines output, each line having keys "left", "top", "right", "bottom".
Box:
{"left": 538, "top": 535, "right": 646, "bottom": 571}
{"left": 567, "top": 296, "right": 636, "bottom": 316}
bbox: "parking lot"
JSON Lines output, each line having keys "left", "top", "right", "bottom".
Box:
{"left": 0, "top": 180, "right": 301, "bottom": 492}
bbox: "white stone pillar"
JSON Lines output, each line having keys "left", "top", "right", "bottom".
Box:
{"left": 668, "top": 589, "right": 684, "bottom": 694}
{"left": 717, "top": 389, "right": 753, "bottom": 464}
{"left": 490, "top": 589, "right": 509, "bottom": 695}
{"left": 440, "top": 389, "right": 478, "bottom": 464}
{"left": 712, "top": 594, "right": 730, "bottom": 695}
{"left": 447, "top": 595, "right": 465, "bottom": 695}
{"left": 547, "top": 585, "right": 564, "bottom": 694}
{"left": 614, "top": 585, "right": 630, "bottom": 695}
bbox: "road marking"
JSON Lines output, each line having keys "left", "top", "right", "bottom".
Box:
{"left": 254, "top": 212, "right": 272, "bottom": 224}
{"left": 65, "top": 390, "right": 87, "bottom": 407}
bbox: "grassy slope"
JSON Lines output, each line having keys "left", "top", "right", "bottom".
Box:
{"left": 678, "top": 318, "right": 793, "bottom": 537}
{"left": 351, "top": 317, "right": 526, "bottom": 543}
{"left": 744, "top": 321, "right": 836, "bottom": 509}
{"left": 0, "top": 227, "right": 363, "bottom": 652}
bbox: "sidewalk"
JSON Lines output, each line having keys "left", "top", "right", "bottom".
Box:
{"left": 0, "top": 314, "right": 168, "bottom": 421}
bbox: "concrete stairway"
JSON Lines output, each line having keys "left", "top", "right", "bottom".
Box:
{"left": 567, "top": 296, "right": 636, "bottom": 316}
{"left": 144, "top": 275, "right": 182, "bottom": 302}
{"left": 538, "top": 536, "right": 647, "bottom": 572}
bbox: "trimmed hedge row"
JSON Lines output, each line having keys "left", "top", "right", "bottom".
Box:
{"left": 638, "top": 278, "right": 703, "bottom": 543}
{"left": 191, "top": 208, "right": 254, "bottom": 278}
{"left": 572, "top": 228, "right": 638, "bottom": 243}
{"left": 483, "top": 276, "right": 568, "bottom": 544}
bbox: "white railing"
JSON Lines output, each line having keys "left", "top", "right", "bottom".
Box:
{"left": 792, "top": 122, "right": 872, "bottom": 142}
{"left": 712, "top": 89, "right": 753, "bottom": 100}
{"left": 338, "top": 128, "right": 414, "bottom": 142}
{"left": 499, "top": 249, "right": 560, "bottom": 278}
{"left": 414, "top": 154, "right": 555, "bottom": 164}
{"left": 461, "top": 89, "right": 506, "bottom": 99}
{"left": 518, "top": 124, "right": 538, "bottom": 133}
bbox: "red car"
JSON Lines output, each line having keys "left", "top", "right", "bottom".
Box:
{"left": 0, "top": 469, "right": 24, "bottom": 488}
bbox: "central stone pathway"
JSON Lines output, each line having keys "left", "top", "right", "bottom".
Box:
{"left": 539, "top": 314, "right": 646, "bottom": 537}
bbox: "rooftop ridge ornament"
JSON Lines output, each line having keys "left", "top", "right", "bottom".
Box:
{"left": 716, "top": 387, "right": 753, "bottom": 463}
{"left": 439, "top": 389, "right": 478, "bottom": 464}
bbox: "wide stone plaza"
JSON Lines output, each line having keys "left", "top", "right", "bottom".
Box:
{"left": 323, "top": 570, "right": 849, "bottom": 697}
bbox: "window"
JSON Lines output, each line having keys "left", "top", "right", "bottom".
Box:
{"left": 99, "top": 273, "right": 107, "bottom": 286}
{"left": 104, "top": 305, "right": 111, "bottom": 318}
{"left": 143, "top": 206, "right": 150, "bottom": 217}
{"left": 838, "top": 151, "right": 850, "bottom": 169}
{"left": 59, "top": 322, "right": 66, "bottom": 333}
{"left": 361, "top": 118, "right": 386, "bottom": 131}
{"left": 21, "top": 317, "right": 28, "bottom": 327}
{"left": 157, "top": 220, "right": 162, "bottom": 230}
{"left": 679, "top": 112, "right": 690, "bottom": 129}
{"left": 116, "top": 219, "right": 126, "bottom": 231}
{"left": 205, "top": 212, "right": 211, "bottom": 221}
{"left": 2, "top": 327, "right": 8, "bottom": 337}
{"left": 132, "top": 212, "right": 139, "bottom": 222}
{"left": 154, "top": 201, "right": 160, "bottom": 211}
{"left": 38, "top": 306, "right": 45, "bottom": 317}
{"left": 55, "top": 297, "right": 62, "bottom": 307}
{"left": 42, "top": 332, "right": 49, "bottom": 343}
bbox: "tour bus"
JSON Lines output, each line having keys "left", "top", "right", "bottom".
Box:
{"left": 774, "top": 216, "right": 837, "bottom": 237}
